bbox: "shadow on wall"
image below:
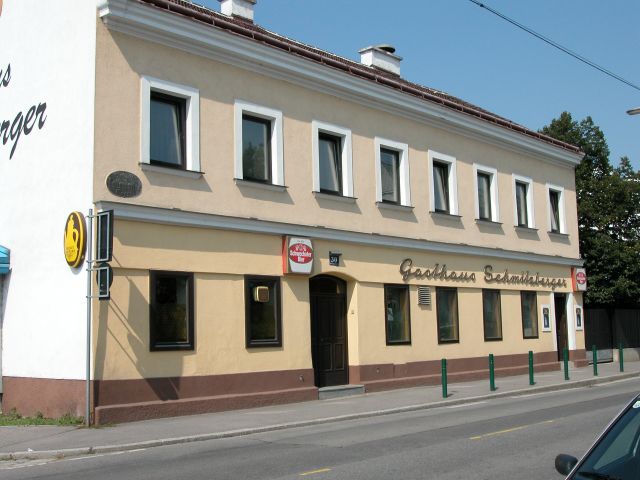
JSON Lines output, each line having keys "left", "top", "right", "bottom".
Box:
{"left": 93, "top": 261, "right": 192, "bottom": 409}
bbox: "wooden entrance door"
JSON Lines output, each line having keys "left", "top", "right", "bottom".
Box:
{"left": 310, "top": 276, "right": 347, "bottom": 388}
{"left": 555, "top": 293, "right": 568, "bottom": 361}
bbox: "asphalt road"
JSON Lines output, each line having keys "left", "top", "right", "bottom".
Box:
{"left": 3, "top": 379, "right": 639, "bottom": 480}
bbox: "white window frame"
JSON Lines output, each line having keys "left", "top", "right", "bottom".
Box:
{"left": 374, "top": 138, "right": 410, "bottom": 207}
{"left": 546, "top": 183, "right": 566, "bottom": 234}
{"left": 234, "top": 100, "right": 284, "bottom": 186}
{"left": 428, "top": 150, "right": 458, "bottom": 215}
{"left": 512, "top": 174, "right": 535, "bottom": 228}
{"left": 473, "top": 163, "right": 499, "bottom": 222}
{"left": 141, "top": 76, "right": 200, "bottom": 172}
{"left": 311, "top": 121, "right": 353, "bottom": 197}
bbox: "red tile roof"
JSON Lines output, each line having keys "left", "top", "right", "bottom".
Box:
{"left": 137, "top": 0, "right": 582, "bottom": 155}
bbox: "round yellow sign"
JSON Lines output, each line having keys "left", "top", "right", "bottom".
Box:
{"left": 64, "top": 211, "right": 87, "bottom": 268}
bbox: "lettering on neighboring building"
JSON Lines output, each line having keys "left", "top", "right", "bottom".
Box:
{"left": 0, "top": 61, "right": 48, "bottom": 160}
{"left": 399, "top": 258, "right": 568, "bottom": 290}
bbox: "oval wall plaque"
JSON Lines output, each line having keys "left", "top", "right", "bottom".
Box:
{"left": 106, "top": 171, "right": 142, "bottom": 198}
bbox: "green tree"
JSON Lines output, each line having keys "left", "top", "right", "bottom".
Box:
{"left": 540, "top": 113, "right": 640, "bottom": 306}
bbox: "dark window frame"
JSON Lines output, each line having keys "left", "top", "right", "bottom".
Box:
{"left": 384, "top": 284, "right": 412, "bottom": 345}
{"left": 244, "top": 275, "right": 282, "bottom": 348}
{"left": 149, "top": 91, "right": 187, "bottom": 170}
{"left": 549, "top": 189, "right": 561, "bottom": 233}
{"left": 515, "top": 181, "right": 529, "bottom": 227}
{"left": 433, "top": 160, "right": 451, "bottom": 213}
{"left": 380, "top": 147, "right": 401, "bottom": 204}
{"left": 318, "top": 132, "right": 343, "bottom": 195}
{"left": 149, "top": 270, "right": 195, "bottom": 351}
{"left": 477, "top": 171, "right": 493, "bottom": 220}
{"left": 241, "top": 114, "right": 273, "bottom": 184}
{"left": 482, "top": 289, "right": 503, "bottom": 341}
{"left": 436, "top": 287, "right": 460, "bottom": 344}
{"left": 521, "top": 291, "right": 539, "bottom": 339}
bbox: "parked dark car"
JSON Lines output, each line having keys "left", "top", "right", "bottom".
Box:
{"left": 556, "top": 393, "right": 640, "bottom": 479}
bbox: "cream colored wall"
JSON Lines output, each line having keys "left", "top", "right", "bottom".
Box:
{"left": 353, "top": 285, "right": 557, "bottom": 366}
{"left": 96, "top": 220, "right": 581, "bottom": 380}
{"left": 93, "top": 21, "right": 580, "bottom": 262}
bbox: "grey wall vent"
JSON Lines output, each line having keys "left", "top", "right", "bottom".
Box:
{"left": 417, "top": 286, "right": 431, "bottom": 305}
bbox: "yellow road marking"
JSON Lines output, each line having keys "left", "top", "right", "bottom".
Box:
{"left": 300, "top": 467, "right": 332, "bottom": 476}
{"left": 470, "top": 419, "right": 554, "bottom": 440}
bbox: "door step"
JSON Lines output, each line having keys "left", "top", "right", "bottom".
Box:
{"left": 318, "top": 384, "right": 365, "bottom": 400}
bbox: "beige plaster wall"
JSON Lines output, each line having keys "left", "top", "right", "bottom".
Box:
{"left": 93, "top": 21, "right": 580, "bottom": 261}
{"left": 95, "top": 220, "right": 582, "bottom": 380}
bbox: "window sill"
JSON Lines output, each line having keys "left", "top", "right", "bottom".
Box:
{"left": 475, "top": 218, "right": 502, "bottom": 226}
{"left": 377, "top": 201, "right": 414, "bottom": 212}
{"left": 150, "top": 344, "right": 195, "bottom": 352}
{"left": 515, "top": 225, "right": 538, "bottom": 232}
{"left": 548, "top": 231, "right": 570, "bottom": 238}
{"left": 386, "top": 341, "right": 412, "bottom": 346}
{"left": 235, "top": 178, "right": 287, "bottom": 192}
{"left": 140, "top": 163, "right": 204, "bottom": 179}
{"left": 246, "top": 342, "right": 283, "bottom": 348}
{"left": 313, "top": 191, "right": 357, "bottom": 204}
{"left": 430, "top": 211, "right": 461, "bottom": 219}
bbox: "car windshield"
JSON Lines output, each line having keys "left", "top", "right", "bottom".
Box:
{"left": 574, "top": 397, "right": 640, "bottom": 480}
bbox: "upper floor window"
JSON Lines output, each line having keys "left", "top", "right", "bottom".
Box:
{"left": 235, "top": 100, "right": 284, "bottom": 186}
{"left": 381, "top": 148, "right": 400, "bottom": 203}
{"left": 474, "top": 164, "right": 499, "bottom": 222}
{"left": 513, "top": 174, "right": 535, "bottom": 228}
{"left": 312, "top": 121, "right": 353, "bottom": 197}
{"left": 547, "top": 184, "right": 566, "bottom": 234}
{"left": 375, "top": 138, "right": 410, "bottom": 207}
{"left": 428, "top": 151, "right": 458, "bottom": 215}
{"left": 242, "top": 114, "right": 272, "bottom": 183}
{"left": 150, "top": 92, "right": 185, "bottom": 168}
{"left": 141, "top": 76, "right": 200, "bottom": 172}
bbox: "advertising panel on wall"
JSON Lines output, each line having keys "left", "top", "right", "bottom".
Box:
{"left": 282, "top": 236, "right": 314, "bottom": 275}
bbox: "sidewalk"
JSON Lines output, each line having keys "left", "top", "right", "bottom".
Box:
{"left": 1, "top": 361, "right": 639, "bottom": 461}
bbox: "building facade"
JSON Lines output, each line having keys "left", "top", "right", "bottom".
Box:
{"left": 0, "top": 0, "right": 586, "bottom": 424}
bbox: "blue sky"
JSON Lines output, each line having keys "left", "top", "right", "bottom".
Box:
{"left": 200, "top": 0, "right": 640, "bottom": 170}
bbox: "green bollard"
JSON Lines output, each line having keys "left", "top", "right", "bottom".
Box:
{"left": 489, "top": 354, "right": 496, "bottom": 391}
{"left": 441, "top": 358, "right": 448, "bottom": 398}
{"left": 620, "top": 343, "right": 624, "bottom": 372}
{"left": 528, "top": 350, "right": 535, "bottom": 385}
{"left": 563, "top": 348, "right": 570, "bottom": 381}
{"left": 592, "top": 345, "right": 598, "bottom": 376}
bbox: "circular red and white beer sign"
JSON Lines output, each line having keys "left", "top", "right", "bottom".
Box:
{"left": 576, "top": 271, "right": 586, "bottom": 285}
{"left": 289, "top": 242, "right": 313, "bottom": 264}
{"left": 285, "top": 237, "right": 314, "bottom": 274}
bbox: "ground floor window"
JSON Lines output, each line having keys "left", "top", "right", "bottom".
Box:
{"left": 436, "top": 287, "right": 459, "bottom": 343}
{"left": 521, "top": 291, "right": 539, "bottom": 338}
{"left": 385, "top": 284, "right": 411, "bottom": 344}
{"left": 482, "top": 289, "right": 503, "bottom": 341}
{"left": 245, "top": 276, "right": 282, "bottom": 347}
{"left": 150, "top": 271, "right": 194, "bottom": 351}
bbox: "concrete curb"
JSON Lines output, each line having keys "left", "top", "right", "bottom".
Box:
{"left": 2, "top": 370, "right": 639, "bottom": 462}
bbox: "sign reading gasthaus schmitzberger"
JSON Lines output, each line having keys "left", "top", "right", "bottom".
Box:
{"left": 399, "top": 258, "right": 567, "bottom": 290}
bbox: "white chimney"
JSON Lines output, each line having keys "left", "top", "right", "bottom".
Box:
{"left": 218, "top": 0, "right": 256, "bottom": 22}
{"left": 359, "top": 45, "right": 402, "bottom": 76}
